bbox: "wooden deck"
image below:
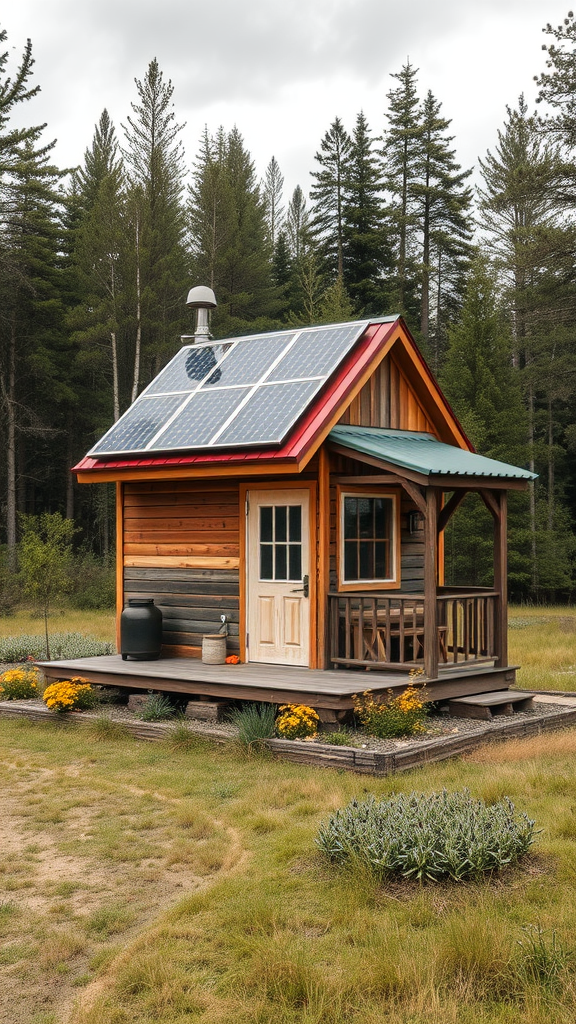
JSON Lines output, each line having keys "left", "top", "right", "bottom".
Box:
{"left": 38, "top": 655, "right": 517, "bottom": 712}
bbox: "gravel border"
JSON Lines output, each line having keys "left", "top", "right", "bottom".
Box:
{"left": 2, "top": 693, "right": 576, "bottom": 775}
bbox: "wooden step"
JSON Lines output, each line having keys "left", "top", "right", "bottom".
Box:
{"left": 447, "top": 690, "right": 535, "bottom": 721}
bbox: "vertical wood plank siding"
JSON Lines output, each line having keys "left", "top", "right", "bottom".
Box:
{"left": 338, "top": 355, "right": 435, "bottom": 434}
{"left": 123, "top": 481, "right": 241, "bottom": 654}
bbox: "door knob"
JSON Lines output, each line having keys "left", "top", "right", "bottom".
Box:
{"left": 291, "top": 574, "right": 309, "bottom": 597}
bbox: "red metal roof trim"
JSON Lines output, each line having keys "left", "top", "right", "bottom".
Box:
{"left": 72, "top": 321, "right": 396, "bottom": 474}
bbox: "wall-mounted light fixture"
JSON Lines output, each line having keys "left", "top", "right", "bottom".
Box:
{"left": 408, "top": 510, "right": 424, "bottom": 534}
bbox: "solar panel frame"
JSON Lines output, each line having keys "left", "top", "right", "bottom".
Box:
{"left": 89, "top": 320, "right": 371, "bottom": 458}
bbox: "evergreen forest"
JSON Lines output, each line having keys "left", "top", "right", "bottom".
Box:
{"left": 2, "top": 15, "right": 576, "bottom": 602}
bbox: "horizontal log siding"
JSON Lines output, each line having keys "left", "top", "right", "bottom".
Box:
{"left": 328, "top": 456, "right": 424, "bottom": 593}
{"left": 338, "top": 355, "right": 435, "bottom": 434}
{"left": 123, "top": 481, "right": 241, "bottom": 653}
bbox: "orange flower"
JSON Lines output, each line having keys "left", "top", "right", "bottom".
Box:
{"left": 225, "top": 654, "right": 240, "bottom": 665}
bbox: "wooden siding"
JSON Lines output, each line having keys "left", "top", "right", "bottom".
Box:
{"left": 123, "top": 480, "right": 241, "bottom": 654}
{"left": 124, "top": 567, "right": 240, "bottom": 654}
{"left": 123, "top": 480, "right": 240, "bottom": 569}
{"left": 338, "top": 355, "right": 436, "bottom": 434}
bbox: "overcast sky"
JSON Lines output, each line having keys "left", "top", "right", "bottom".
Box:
{"left": 2, "top": 0, "right": 569, "bottom": 200}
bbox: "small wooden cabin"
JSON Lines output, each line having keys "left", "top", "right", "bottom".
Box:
{"left": 55, "top": 313, "right": 535, "bottom": 711}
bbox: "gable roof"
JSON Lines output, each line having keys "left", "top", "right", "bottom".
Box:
{"left": 329, "top": 426, "right": 537, "bottom": 483}
{"left": 73, "top": 316, "right": 471, "bottom": 481}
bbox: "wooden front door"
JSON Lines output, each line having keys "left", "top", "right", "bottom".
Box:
{"left": 247, "top": 488, "right": 310, "bottom": 666}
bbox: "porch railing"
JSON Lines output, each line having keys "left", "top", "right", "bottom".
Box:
{"left": 328, "top": 590, "right": 498, "bottom": 674}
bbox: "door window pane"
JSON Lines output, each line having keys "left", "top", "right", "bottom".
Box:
{"left": 259, "top": 503, "right": 303, "bottom": 581}
{"left": 260, "top": 544, "right": 273, "bottom": 580}
{"left": 275, "top": 506, "right": 287, "bottom": 543}
{"left": 289, "top": 505, "right": 301, "bottom": 542}
{"left": 260, "top": 506, "right": 273, "bottom": 543}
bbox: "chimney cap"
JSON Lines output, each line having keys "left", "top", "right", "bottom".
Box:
{"left": 186, "top": 285, "right": 217, "bottom": 310}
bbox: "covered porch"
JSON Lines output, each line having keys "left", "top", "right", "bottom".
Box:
{"left": 326, "top": 426, "right": 535, "bottom": 681}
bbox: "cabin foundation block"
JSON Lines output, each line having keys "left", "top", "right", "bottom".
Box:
{"left": 185, "top": 699, "right": 230, "bottom": 723}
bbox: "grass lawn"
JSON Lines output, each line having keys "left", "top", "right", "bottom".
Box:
{"left": 1, "top": 712, "right": 576, "bottom": 1024}
{"left": 509, "top": 606, "right": 576, "bottom": 692}
{"left": 0, "top": 607, "right": 116, "bottom": 644}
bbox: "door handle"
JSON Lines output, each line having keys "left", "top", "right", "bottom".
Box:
{"left": 291, "top": 574, "right": 309, "bottom": 598}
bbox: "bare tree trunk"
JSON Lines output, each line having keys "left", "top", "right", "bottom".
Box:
{"left": 547, "top": 392, "right": 554, "bottom": 532}
{"left": 131, "top": 211, "right": 142, "bottom": 404}
{"left": 6, "top": 323, "right": 17, "bottom": 572}
{"left": 110, "top": 259, "right": 120, "bottom": 421}
{"left": 527, "top": 383, "right": 537, "bottom": 589}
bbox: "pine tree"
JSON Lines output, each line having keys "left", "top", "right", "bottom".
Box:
{"left": 285, "top": 185, "right": 309, "bottom": 261}
{"left": 381, "top": 61, "right": 424, "bottom": 318}
{"left": 189, "top": 126, "right": 278, "bottom": 336}
{"left": 535, "top": 11, "right": 576, "bottom": 150}
{"left": 441, "top": 256, "right": 531, "bottom": 594}
{"left": 478, "top": 96, "right": 576, "bottom": 594}
{"left": 310, "top": 117, "right": 352, "bottom": 281}
{"left": 0, "top": 29, "right": 65, "bottom": 569}
{"left": 68, "top": 110, "right": 126, "bottom": 423}
{"left": 343, "top": 111, "right": 387, "bottom": 314}
{"left": 416, "top": 91, "right": 473, "bottom": 366}
{"left": 263, "top": 155, "right": 284, "bottom": 249}
{"left": 122, "top": 59, "right": 188, "bottom": 395}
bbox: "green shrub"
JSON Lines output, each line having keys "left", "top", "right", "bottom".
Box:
{"left": 165, "top": 719, "right": 200, "bottom": 751}
{"left": 228, "top": 702, "right": 276, "bottom": 745}
{"left": 138, "top": 692, "right": 175, "bottom": 721}
{"left": 516, "top": 925, "right": 571, "bottom": 993}
{"left": 275, "top": 703, "right": 319, "bottom": 739}
{"left": 70, "top": 553, "right": 115, "bottom": 610}
{"left": 316, "top": 789, "right": 537, "bottom": 882}
{"left": 0, "top": 632, "right": 115, "bottom": 662}
{"left": 88, "top": 714, "right": 130, "bottom": 741}
{"left": 322, "top": 728, "right": 356, "bottom": 746}
{"left": 0, "top": 668, "right": 39, "bottom": 700}
{"left": 353, "top": 685, "right": 428, "bottom": 738}
{"left": 0, "top": 566, "right": 20, "bottom": 616}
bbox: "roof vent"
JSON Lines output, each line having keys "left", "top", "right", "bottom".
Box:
{"left": 185, "top": 286, "right": 217, "bottom": 343}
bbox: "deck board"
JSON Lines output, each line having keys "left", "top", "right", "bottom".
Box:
{"left": 37, "top": 655, "right": 517, "bottom": 710}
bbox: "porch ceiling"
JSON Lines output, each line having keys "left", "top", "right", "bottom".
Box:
{"left": 329, "top": 426, "right": 537, "bottom": 486}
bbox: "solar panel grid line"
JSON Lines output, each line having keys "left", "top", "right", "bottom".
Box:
{"left": 208, "top": 329, "right": 304, "bottom": 445}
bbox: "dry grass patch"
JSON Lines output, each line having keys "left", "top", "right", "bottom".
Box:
{"left": 510, "top": 606, "right": 576, "bottom": 691}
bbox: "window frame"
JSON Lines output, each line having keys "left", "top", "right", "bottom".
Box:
{"left": 336, "top": 485, "right": 401, "bottom": 591}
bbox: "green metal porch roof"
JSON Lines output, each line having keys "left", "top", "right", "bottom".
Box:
{"left": 328, "top": 426, "right": 537, "bottom": 481}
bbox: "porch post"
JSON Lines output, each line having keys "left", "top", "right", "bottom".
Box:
{"left": 423, "top": 486, "right": 439, "bottom": 680}
{"left": 493, "top": 489, "right": 508, "bottom": 668}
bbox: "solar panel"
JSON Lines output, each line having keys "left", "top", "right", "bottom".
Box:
{"left": 203, "top": 331, "right": 295, "bottom": 387}
{"left": 217, "top": 380, "right": 320, "bottom": 446}
{"left": 268, "top": 324, "right": 365, "bottom": 382}
{"left": 152, "top": 387, "right": 250, "bottom": 450}
{"left": 91, "top": 396, "right": 185, "bottom": 454}
{"left": 145, "top": 343, "right": 232, "bottom": 395}
{"left": 89, "top": 320, "right": 370, "bottom": 457}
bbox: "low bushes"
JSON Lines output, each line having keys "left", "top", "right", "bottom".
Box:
{"left": 316, "top": 789, "right": 537, "bottom": 881}
{"left": 0, "top": 632, "right": 115, "bottom": 662}
{"left": 275, "top": 704, "right": 319, "bottom": 740}
{"left": 353, "top": 685, "right": 428, "bottom": 738}
{"left": 228, "top": 702, "right": 277, "bottom": 746}
{"left": 0, "top": 667, "right": 39, "bottom": 700}
{"left": 42, "top": 677, "right": 98, "bottom": 712}
{"left": 137, "top": 692, "right": 175, "bottom": 721}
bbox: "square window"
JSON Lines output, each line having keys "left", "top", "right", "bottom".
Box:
{"left": 340, "top": 493, "right": 397, "bottom": 585}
